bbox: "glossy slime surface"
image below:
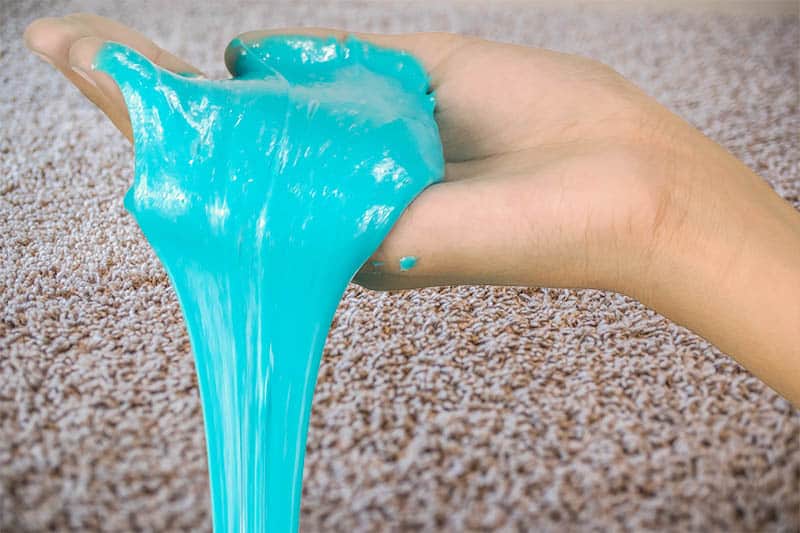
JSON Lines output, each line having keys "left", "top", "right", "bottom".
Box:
{"left": 93, "top": 36, "right": 444, "bottom": 532}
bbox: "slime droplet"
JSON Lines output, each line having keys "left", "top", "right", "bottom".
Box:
{"left": 399, "top": 255, "right": 418, "bottom": 271}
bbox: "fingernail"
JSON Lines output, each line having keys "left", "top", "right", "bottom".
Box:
{"left": 71, "top": 65, "right": 98, "bottom": 89}
{"left": 32, "top": 51, "right": 53, "bottom": 66}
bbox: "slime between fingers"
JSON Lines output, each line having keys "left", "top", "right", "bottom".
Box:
{"left": 93, "top": 36, "right": 444, "bottom": 532}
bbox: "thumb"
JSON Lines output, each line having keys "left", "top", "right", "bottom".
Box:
{"left": 353, "top": 177, "right": 493, "bottom": 291}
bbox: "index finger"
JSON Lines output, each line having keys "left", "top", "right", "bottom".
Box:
{"left": 24, "top": 14, "right": 205, "bottom": 142}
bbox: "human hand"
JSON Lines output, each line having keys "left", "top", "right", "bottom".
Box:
{"left": 24, "top": 15, "right": 800, "bottom": 403}
{"left": 24, "top": 14, "right": 664, "bottom": 293}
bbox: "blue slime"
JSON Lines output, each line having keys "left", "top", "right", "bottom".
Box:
{"left": 399, "top": 255, "right": 418, "bottom": 271}
{"left": 93, "top": 36, "right": 444, "bottom": 532}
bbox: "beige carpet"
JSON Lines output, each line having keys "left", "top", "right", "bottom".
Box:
{"left": 2, "top": 1, "right": 799, "bottom": 531}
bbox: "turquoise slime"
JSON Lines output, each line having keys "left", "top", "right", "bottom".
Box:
{"left": 399, "top": 255, "right": 418, "bottom": 271}
{"left": 93, "top": 35, "right": 444, "bottom": 532}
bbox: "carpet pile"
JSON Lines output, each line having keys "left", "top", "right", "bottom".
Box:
{"left": 1, "top": 1, "right": 798, "bottom": 531}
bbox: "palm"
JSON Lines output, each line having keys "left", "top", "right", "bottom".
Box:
{"left": 396, "top": 37, "right": 658, "bottom": 290}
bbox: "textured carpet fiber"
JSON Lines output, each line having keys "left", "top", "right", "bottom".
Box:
{"left": 2, "top": 1, "right": 799, "bottom": 531}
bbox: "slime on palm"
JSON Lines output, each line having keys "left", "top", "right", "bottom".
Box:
{"left": 93, "top": 35, "right": 444, "bottom": 532}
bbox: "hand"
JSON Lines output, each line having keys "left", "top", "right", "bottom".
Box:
{"left": 23, "top": 14, "right": 665, "bottom": 292}
{"left": 24, "top": 15, "right": 800, "bottom": 404}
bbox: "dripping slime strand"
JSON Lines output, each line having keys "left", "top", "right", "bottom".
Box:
{"left": 94, "top": 35, "right": 444, "bottom": 532}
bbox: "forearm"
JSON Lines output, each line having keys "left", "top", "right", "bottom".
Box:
{"left": 630, "top": 126, "right": 800, "bottom": 405}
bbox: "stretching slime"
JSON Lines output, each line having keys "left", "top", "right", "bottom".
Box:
{"left": 93, "top": 35, "right": 443, "bottom": 532}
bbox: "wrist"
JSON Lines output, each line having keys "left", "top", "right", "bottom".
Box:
{"left": 624, "top": 119, "right": 800, "bottom": 403}
{"left": 632, "top": 119, "right": 799, "bottom": 305}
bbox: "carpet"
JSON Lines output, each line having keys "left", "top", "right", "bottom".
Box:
{"left": 1, "top": 1, "right": 798, "bottom": 531}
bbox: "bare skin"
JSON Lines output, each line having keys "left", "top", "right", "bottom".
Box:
{"left": 24, "top": 14, "right": 800, "bottom": 405}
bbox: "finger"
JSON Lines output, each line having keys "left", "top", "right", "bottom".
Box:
{"left": 24, "top": 17, "right": 131, "bottom": 139}
{"left": 24, "top": 14, "right": 204, "bottom": 142}
{"left": 59, "top": 13, "right": 203, "bottom": 76}
{"left": 224, "top": 28, "right": 471, "bottom": 88}
{"left": 68, "top": 36, "right": 134, "bottom": 141}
